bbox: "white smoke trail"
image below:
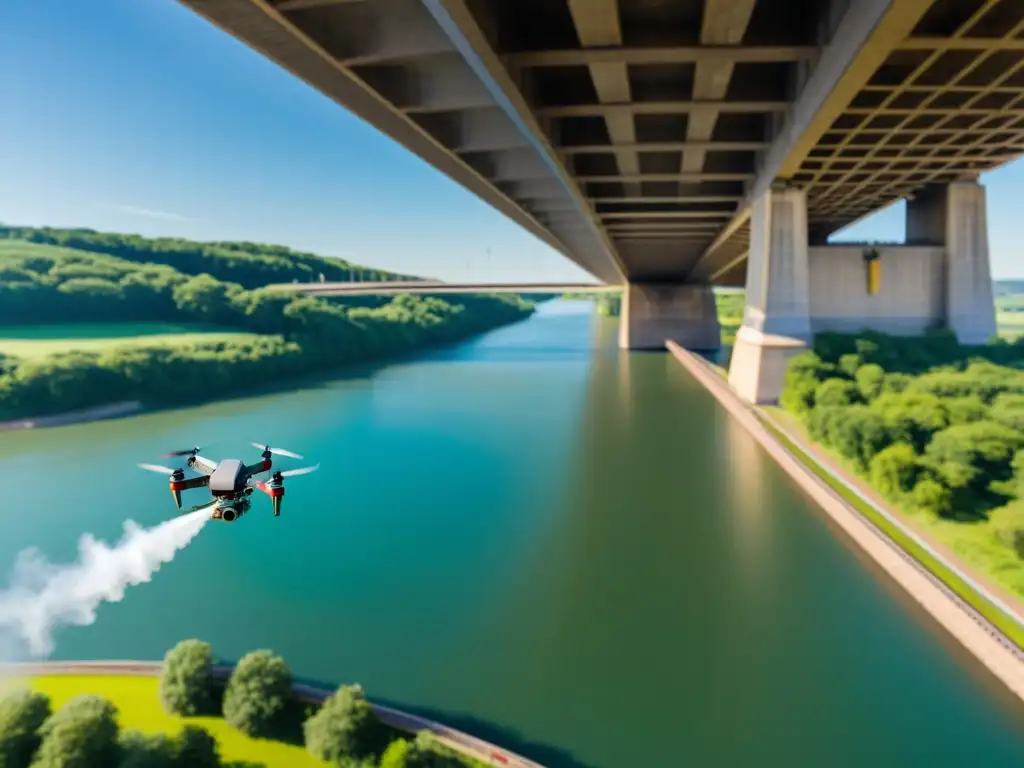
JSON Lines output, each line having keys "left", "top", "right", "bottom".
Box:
{"left": 0, "top": 508, "right": 210, "bottom": 660}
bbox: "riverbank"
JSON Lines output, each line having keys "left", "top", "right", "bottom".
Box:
{"left": 667, "top": 341, "right": 1024, "bottom": 703}
{"left": 0, "top": 661, "right": 544, "bottom": 768}
{"left": 0, "top": 400, "right": 144, "bottom": 431}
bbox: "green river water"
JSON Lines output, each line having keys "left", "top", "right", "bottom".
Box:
{"left": 0, "top": 300, "right": 1022, "bottom": 766}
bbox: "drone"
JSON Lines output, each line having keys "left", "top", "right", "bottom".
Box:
{"left": 138, "top": 443, "right": 319, "bottom": 522}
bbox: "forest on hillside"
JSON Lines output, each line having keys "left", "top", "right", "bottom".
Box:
{"left": 0, "top": 225, "right": 419, "bottom": 288}
{"left": 0, "top": 238, "right": 533, "bottom": 421}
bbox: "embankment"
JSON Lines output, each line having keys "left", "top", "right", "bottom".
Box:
{"left": 0, "top": 661, "right": 544, "bottom": 768}
{"left": 666, "top": 341, "right": 1024, "bottom": 703}
{"left": 0, "top": 400, "right": 143, "bottom": 431}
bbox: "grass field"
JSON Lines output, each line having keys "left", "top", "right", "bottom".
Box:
{"left": 21, "top": 675, "right": 327, "bottom": 768}
{"left": 0, "top": 323, "right": 261, "bottom": 360}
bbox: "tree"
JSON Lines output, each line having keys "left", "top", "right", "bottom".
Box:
{"left": 159, "top": 639, "right": 217, "bottom": 716}
{"left": 379, "top": 739, "right": 410, "bottom": 768}
{"left": 869, "top": 443, "right": 920, "bottom": 501}
{"left": 909, "top": 477, "right": 953, "bottom": 517}
{"left": 923, "top": 421, "right": 1024, "bottom": 516}
{"left": 118, "top": 731, "right": 176, "bottom": 768}
{"left": 31, "top": 695, "right": 119, "bottom": 768}
{"left": 0, "top": 690, "right": 51, "bottom": 768}
{"left": 814, "top": 378, "right": 861, "bottom": 408}
{"left": 401, "top": 733, "right": 466, "bottom": 768}
{"left": 222, "top": 650, "right": 292, "bottom": 738}
{"left": 855, "top": 363, "right": 885, "bottom": 402}
{"left": 870, "top": 392, "right": 948, "bottom": 453}
{"left": 173, "top": 726, "right": 219, "bottom": 768}
{"left": 303, "top": 684, "right": 391, "bottom": 764}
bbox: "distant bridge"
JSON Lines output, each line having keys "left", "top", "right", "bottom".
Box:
{"left": 270, "top": 281, "right": 618, "bottom": 296}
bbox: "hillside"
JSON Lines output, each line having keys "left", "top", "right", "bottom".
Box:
{"left": 0, "top": 224, "right": 417, "bottom": 289}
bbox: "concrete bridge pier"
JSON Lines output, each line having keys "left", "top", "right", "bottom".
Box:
{"left": 907, "top": 179, "right": 997, "bottom": 345}
{"left": 618, "top": 284, "right": 721, "bottom": 352}
{"left": 728, "top": 186, "right": 812, "bottom": 404}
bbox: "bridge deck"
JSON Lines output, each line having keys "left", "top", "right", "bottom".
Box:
{"left": 179, "top": 0, "right": 1024, "bottom": 286}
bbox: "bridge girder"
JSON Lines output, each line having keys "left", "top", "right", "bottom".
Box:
{"left": 178, "top": 0, "right": 1024, "bottom": 286}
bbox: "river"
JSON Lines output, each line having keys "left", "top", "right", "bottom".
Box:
{"left": 0, "top": 300, "right": 1022, "bottom": 766}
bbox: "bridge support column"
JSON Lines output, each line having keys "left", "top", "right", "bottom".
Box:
{"left": 728, "top": 185, "right": 812, "bottom": 404}
{"left": 618, "top": 284, "right": 721, "bottom": 351}
{"left": 907, "top": 180, "right": 996, "bottom": 344}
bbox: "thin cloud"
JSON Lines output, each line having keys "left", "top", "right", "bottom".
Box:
{"left": 103, "top": 203, "right": 194, "bottom": 223}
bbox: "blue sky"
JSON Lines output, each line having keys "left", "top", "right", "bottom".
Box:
{"left": 0, "top": 0, "right": 1021, "bottom": 282}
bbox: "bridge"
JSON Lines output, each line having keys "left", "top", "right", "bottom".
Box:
{"left": 179, "top": 0, "right": 1023, "bottom": 402}
{"left": 270, "top": 280, "right": 617, "bottom": 296}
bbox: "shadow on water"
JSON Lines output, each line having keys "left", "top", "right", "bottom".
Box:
{"left": 371, "top": 698, "right": 599, "bottom": 768}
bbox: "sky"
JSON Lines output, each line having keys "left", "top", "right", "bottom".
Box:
{"left": 0, "top": 0, "right": 1021, "bottom": 282}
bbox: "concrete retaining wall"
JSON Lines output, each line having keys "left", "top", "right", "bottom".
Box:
{"left": 808, "top": 245, "right": 945, "bottom": 335}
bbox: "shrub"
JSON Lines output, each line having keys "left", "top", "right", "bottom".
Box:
{"left": 990, "top": 394, "right": 1024, "bottom": 433}
{"left": 118, "top": 731, "right": 176, "bottom": 768}
{"left": 380, "top": 739, "right": 411, "bottom": 768}
{"left": 814, "top": 378, "right": 861, "bottom": 407}
{"left": 870, "top": 443, "right": 920, "bottom": 501}
{"left": 910, "top": 477, "right": 953, "bottom": 517}
{"left": 855, "top": 363, "right": 885, "bottom": 402}
{"left": 174, "top": 726, "right": 219, "bottom": 768}
{"left": 31, "top": 695, "right": 119, "bottom": 768}
{"left": 222, "top": 650, "right": 292, "bottom": 738}
{"left": 159, "top": 639, "right": 217, "bottom": 716}
{"left": 0, "top": 690, "right": 51, "bottom": 768}
{"left": 780, "top": 379, "right": 816, "bottom": 419}
{"left": 838, "top": 353, "right": 862, "bottom": 378}
{"left": 402, "top": 732, "right": 467, "bottom": 768}
{"left": 881, "top": 373, "right": 912, "bottom": 394}
{"left": 304, "top": 684, "right": 391, "bottom": 764}
{"left": 870, "top": 392, "right": 948, "bottom": 453}
{"left": 945, "top": 396, "right": 988, "bottom": 426}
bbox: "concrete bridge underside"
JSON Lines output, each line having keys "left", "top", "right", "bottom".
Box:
{"left": 180, "top": 0, "right": 1022, "bottom": 391}
{"left": 179, "top": 0, "right": 1022, "bottom": 282}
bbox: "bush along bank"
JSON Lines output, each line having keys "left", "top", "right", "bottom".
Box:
{"left": 779, "top": 329, "right": 1024, "bottom": 599}
{"left": 0, "top": 639, "right": 491, "bottom": 768}
{"left": 0, "top": 240, "right": 534, "bottom": 420}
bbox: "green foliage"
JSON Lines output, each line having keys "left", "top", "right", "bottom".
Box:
{"left": 303, "top": 685, "right": 390, "bottom": 765}
{"left": 119, "top": 731, "right": 177, "bottom": 768}
{"left": 869, "top": 392, "right": 948, "bottom": 453}
{"left": 31, "top": 695, "right": 119, "bottom": 768}
{"left": 854, "top": 363, "right": 885, "bottom": 401}
{"left": 0, "top": 238, "right": 534, "bottom": 421}
{"left": 0, "top": 227, "right": 410, "bottom": 289}
{"left": 159, "top": 639, "right": 217, "bottom": 716}
{"left": 379, "top": 739, "right": 410, "bottom": 768}
{"left": 814, "top": 378, "right": 861, "bottom": 407}
{"left": 0, "top": 690, "right": 51, "bottom": 768}
{"left": 174, "top": 726, "right": 220, "bottom": 768}
{"left": 782, "top": 329, "right": 1024, "bottom": 526}
{"left": 922, "top": 421, "right": 1024, "bottom": 517}
{"left": 869, "top": 443, "right": 920, "bottom": 502}
{"left": 400, "top": 732, "right": 470, "bottom": 768}
{"left": 222, "top": 651, "right": 292, "bottom": 738}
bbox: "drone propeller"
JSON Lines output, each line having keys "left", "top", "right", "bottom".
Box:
{"left": 161, "top": 445, "right": 204, "bottom": 458}
{"left": 138, "top": 462, "right": 176, "bottom": 475}
{"left": 250, "top": 442, "right": 304, "bottom": 460}
{"left": 278, "top": 464, "right": 319, "bottom": 478}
